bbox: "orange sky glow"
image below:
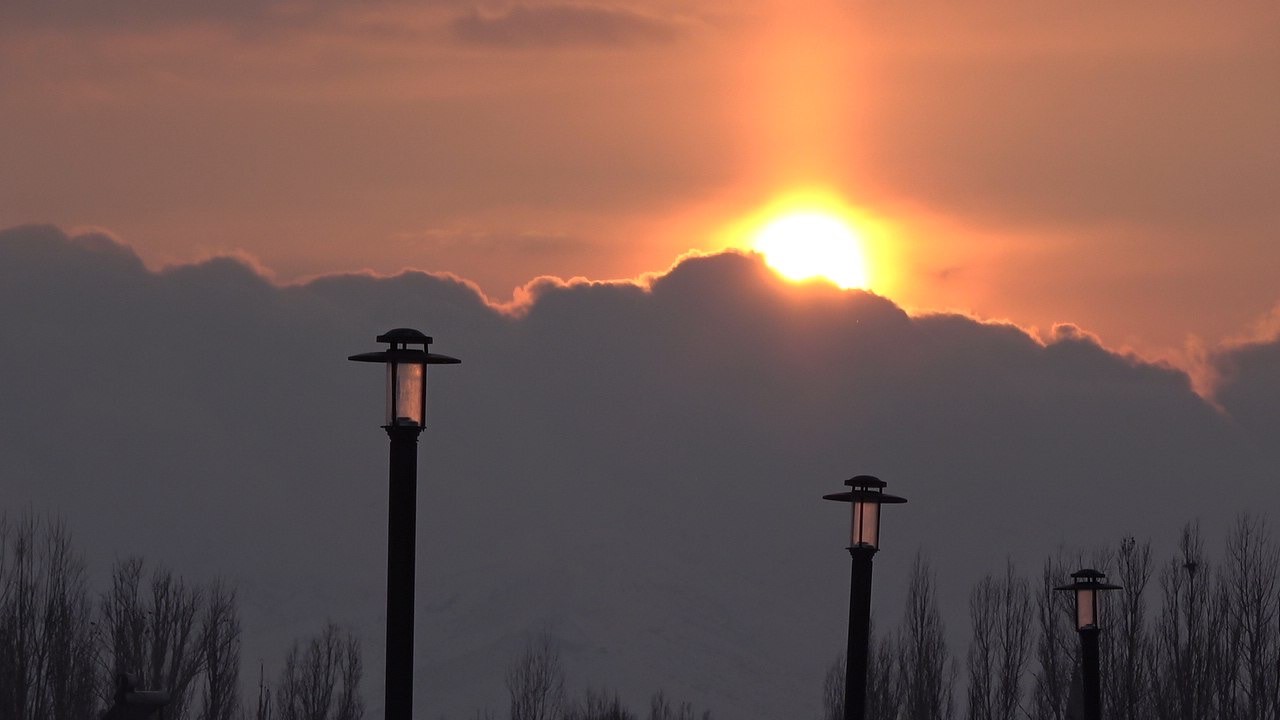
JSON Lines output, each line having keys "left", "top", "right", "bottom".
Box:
{"left": 2, "top": 0, "right": 1278, "bottom": 365}
{"left": 6, "top": 7, "right": 1280, "bottom": 716}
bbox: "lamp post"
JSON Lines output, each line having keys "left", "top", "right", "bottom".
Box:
{"left": 1056, "top": 568, "right": 1121, "bottom": 720}
{"left": 102, "top": 674, "right": 169, "bottom": 720}
{"left": 350, "top": 328, "right": 460, "bottom": 720}
{"left": 823, "top": 475, "right": 907, "bottom": 720}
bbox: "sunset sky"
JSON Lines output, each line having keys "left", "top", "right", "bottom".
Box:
{"left": 4, "top": 0, "right": 1278, "bottom": 358}
{"left": 4, "top": 2, "right": 1280, "bottom": 718}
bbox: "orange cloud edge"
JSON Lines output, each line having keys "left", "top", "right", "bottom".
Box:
{"left": 58, "top": 225, "right": 1279, "bottom": 400}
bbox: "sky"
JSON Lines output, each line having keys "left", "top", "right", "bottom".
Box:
{"left": 3, "top": 0, "right": 1279, "bottom": 358}
{"left": 3, "top": 2, "right": 1280, "bottom": 718}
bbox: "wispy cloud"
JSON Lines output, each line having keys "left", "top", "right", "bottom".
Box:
{"left": 0, "top": 0, "right": 343, "bottom": 31}
{"left": 397, "top": 228, "right": 587, "bottom": 255}
{"left": 451, "top": 3, "right": 688, "bottom": 48}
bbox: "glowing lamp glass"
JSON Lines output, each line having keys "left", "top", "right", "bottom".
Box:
{"left": 1056, "top": 569, "right": 1119, "bottom": 632}
{"left": 350, "top": 328, "right": 457, "bottom": 429}
{"left": 1075, "top": 587, "right": 1098, "bottom": 630}
{"left": 852, "top": 500, "right": 881, "bottom": 549}
{"left": 824, "top": 476, "right": 904, "bottom": 551}
{"left": 386, "top": 362, "right": 426, "bottom": 427}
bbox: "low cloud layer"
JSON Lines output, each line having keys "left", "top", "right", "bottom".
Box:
{"left": 2, "top": 224, "right": 1278, "bottom": 718}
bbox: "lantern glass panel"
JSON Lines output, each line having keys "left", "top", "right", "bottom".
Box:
{"left": 387, "top": 363, "right": 425, "bottom": 426}
{"left": 1076, "top": 587, "right": 1097, "bottom": 629}
{"left": 852, "top": 500, "right": 881, "bottom": 548}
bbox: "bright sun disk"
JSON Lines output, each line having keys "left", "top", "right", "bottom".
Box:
{"left": 752, "top": 211, "right": 869, "bottom": 290}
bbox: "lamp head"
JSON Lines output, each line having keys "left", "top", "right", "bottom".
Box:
{"left": 822, "top": 474, "right": 907, "bottom": 550}
{"left": 1055, "top": 568, "right": 1122, "bottom": 630}
{"left": 349, "top": 328, "right": 460, "bottom": 428}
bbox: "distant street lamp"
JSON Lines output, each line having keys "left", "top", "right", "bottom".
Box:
{"left": 102, "top": 674, "right": 169, "bottom": 720}
{"left": 1056, "top": 568, "right": 1121, "bottom": 720}
{"left": 350, "top": 328, "right": 460, "bottom": 720}
{"left": 823, "top": 475, "right": 907, "bottom": 720}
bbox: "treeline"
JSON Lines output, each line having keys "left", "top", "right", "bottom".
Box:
{"left": 473, "top": 633, "right": 714, "bottom": 720}
{"left": 822, "top": 515, "right": 1280, "bottom": 720}
{"left": 8, "top": 510, "right": 1279, "bottom": 720}
{"left": 0, "top": 512, "right": 363, "bottom": 720}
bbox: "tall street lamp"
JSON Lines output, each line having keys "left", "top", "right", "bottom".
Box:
{"left": 350, "top": 328, "right": 460, "bottom": 720}
{"left": 823, "top": 475, "right": 907, "bottom": 720}
{"left": 1056, "top": 568, "right": 1121, "bottom": 720}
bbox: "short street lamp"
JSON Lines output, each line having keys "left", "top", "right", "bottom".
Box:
{"left": 350, "top": 328, "right": 460, "bottom": 720}
{"left": 1056, "top": 568, "right": 1121, "bottom": 720}
{"left": 823, "top": 475, "right": 907, "bottom": 720}
{"left": 102, "top": 675, "right": 169, "bottom": 720}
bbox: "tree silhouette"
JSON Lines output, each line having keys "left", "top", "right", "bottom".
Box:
{"left": 966, "top": 560, "right": 1032, "bottom": 720}
{"left": 506, "top": 633, "right": 566, "bottom": 720}
{"left": 272, "top": 622, "right": 363, "bottom": 720}
{"left": 898, "top": 552, "right": 955, "bottom": 720}
{"left": 0, "top": 513, "right": 97, "bottom": 720}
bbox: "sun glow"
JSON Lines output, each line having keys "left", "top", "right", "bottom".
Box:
{"left": 751, "top": 210, "right": 870, "bottom": 290}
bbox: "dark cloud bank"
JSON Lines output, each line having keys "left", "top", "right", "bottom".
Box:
{"left": 2, "top": 225, "right": 1278, "bottom": 719}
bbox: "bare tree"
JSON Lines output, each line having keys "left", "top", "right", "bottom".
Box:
{"left": 965, "top": 560, "right": 1032, "bottom": 720}
{"left": 506, "top": 633, "right": 565, "bottom": 720}
{"left": 821, "top": 655, "right": 843, "bottom": 720}
{"left": 1152, "top": 520, "right": 1239, "bottom": 717}
{"left": 1224, "top": 514, "right": 1279, "bottom": 720}
{"left": 256, "top": 663, "right": 274, "bottom": 720}
{"left": 563, "top": 688, "right": 636, "bottom": 720}
{"left": 197, "top": 580, "right": 241, "bottom": 720}
{"left": 1102, "top": 536, "right": 1153, "bottom": 720}
{"left": 0, "top": 512, "right": 98, "bottom": 720}
{"left": 274, "top": 622, "right": 363, "bottom": 720}
{"left": 867, "top": 632, "right": 901, "bottom": 720}
{"left": 898, "top": 552, "right": 955, "bottom": 720}
{"left": 99, "top": 558, "right": 207, "bottom": 718}
{"left": 1031, "top": 553, "right": 1075, "bottom": 720}
{"left": 822, "top": 624, "right": 898, "bottom": 720}
{"left": 646, "top": 691, "right": 709, "bottom": 720}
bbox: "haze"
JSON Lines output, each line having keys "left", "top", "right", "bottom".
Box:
{"left": 3, "top": 1, "right": 1278, "bottom": 356}
{"left": 3, "top": 2, "right": 1280, "bottom": 718}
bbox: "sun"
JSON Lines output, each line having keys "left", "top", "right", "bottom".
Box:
{"left": 752, "top": 211, "right": 869, "bottom": 290}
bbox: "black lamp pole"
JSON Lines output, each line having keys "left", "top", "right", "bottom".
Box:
{"left": 1081, "top": 625, "right": 1101, "bottom": 720}
{"left": 351, "top": 328, "right": 460, "bottom": 720}
{"left": 846, "top": 544, "right": 874, "bottom": 720}
{"left": 823, "top": 475, "right": 906, "bottom": 720}
{"left": 385, "top": 421, "right": 420, "bottom": 720}
{"left": 1056, "top": 568, "right": 1121, "bottom": 720}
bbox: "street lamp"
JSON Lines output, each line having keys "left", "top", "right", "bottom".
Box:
{"left": 350, "top": 328, "right": 460, "bottom": 720}
{"left": 1056, "top": 568, "right": 1121, "bottom": 720}
{"left": 102, "top": 674, "right": 169, "bottom": 720}
{"left": 823, "top": 475, "right": 907, "bottom": 720}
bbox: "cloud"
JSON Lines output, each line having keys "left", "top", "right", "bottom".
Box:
{"left": 451, "top": 3, "right": 687, "bottom": 47}
{"left": 0, "top": 0, "right": 345, "bottom": 31}
{"left": 2, "top": 224, "right": 1278, "bottom": 719}
{"left": 396, "top": 228, "right": 588, "bottom": 255}
{"left": 1209, "top": 327, "right": 1280, "bottom": 445}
